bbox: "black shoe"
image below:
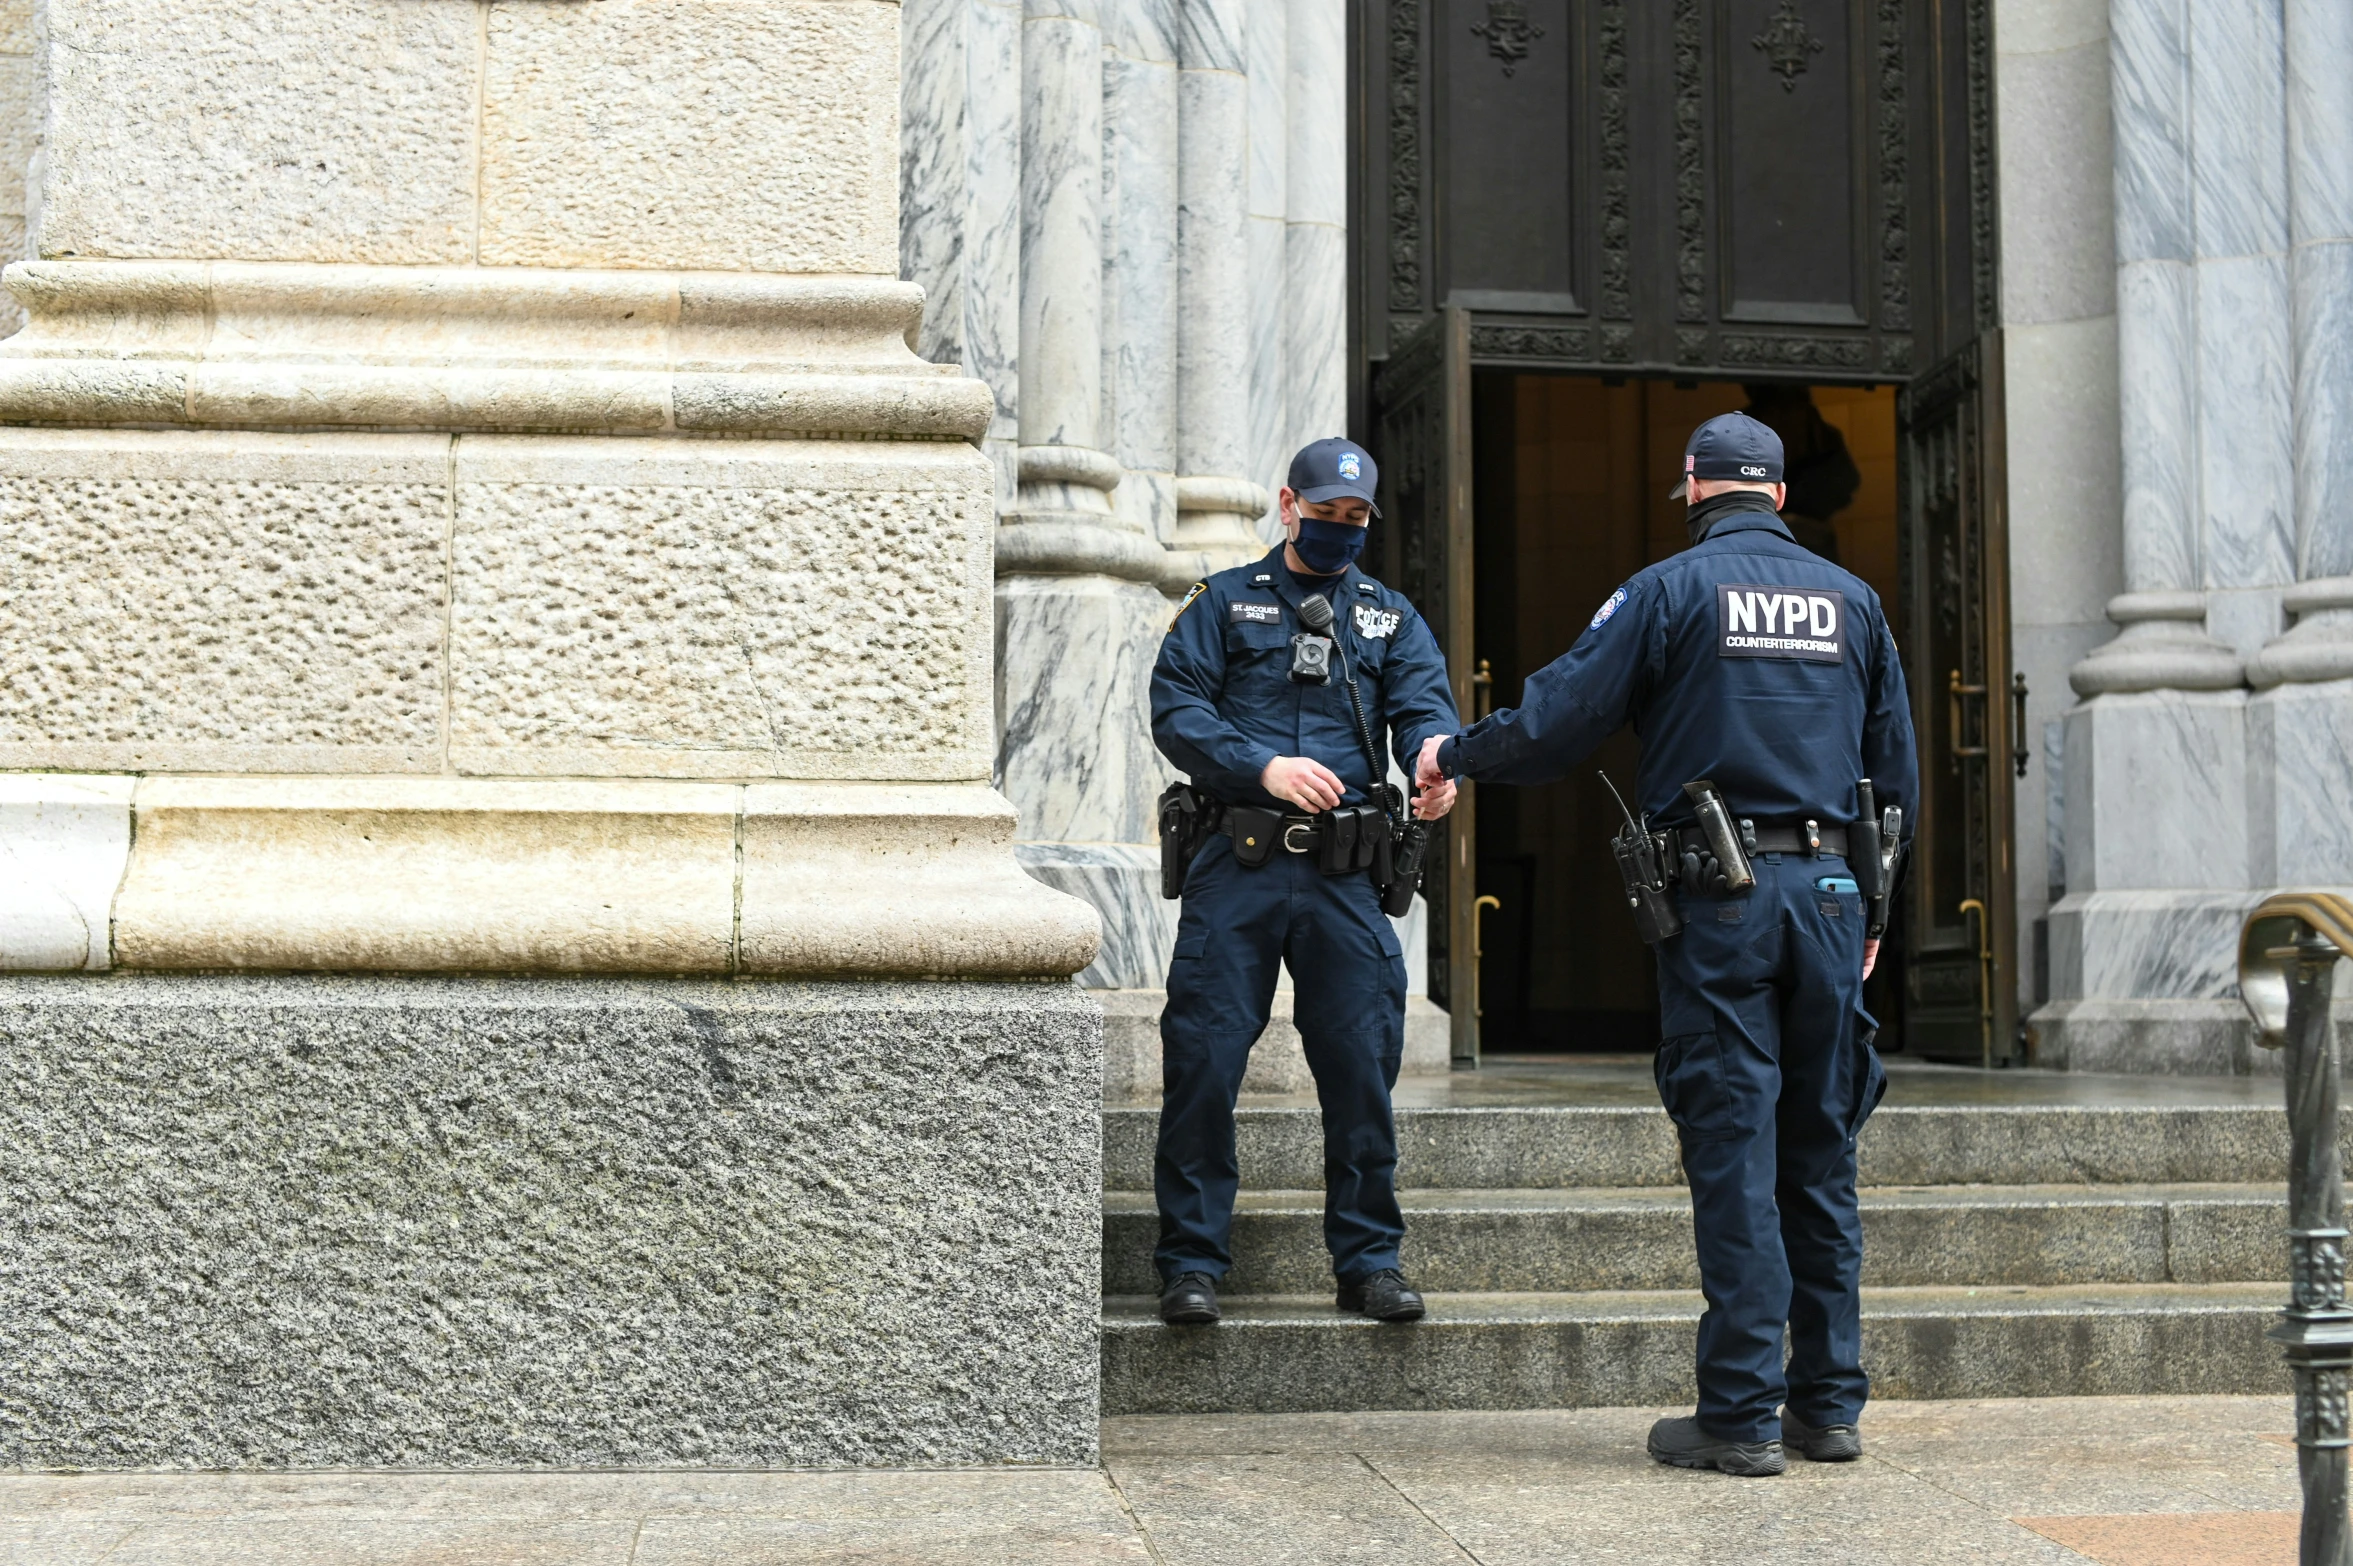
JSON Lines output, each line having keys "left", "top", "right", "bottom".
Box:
{"left": 1335, "top": 1268, "right": 1425, "bottom": 1322}
{"left": 1158, "top": 1271, "right": 1221, "bottom": 1325}
{"left": 1646, "top": 1415, "right": 1786, "bottom": 1477}
{"left": 1783, "top": 1412, "right": 1862, "bottom": 1462}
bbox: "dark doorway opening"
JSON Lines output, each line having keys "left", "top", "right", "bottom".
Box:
{"left": 1468, "top": 370, "right": 1906, "bottom": 1054}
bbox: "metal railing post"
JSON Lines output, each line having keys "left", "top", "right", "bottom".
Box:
{"left": 2274, "top": 925, "right": 2353, "bottom": 1566}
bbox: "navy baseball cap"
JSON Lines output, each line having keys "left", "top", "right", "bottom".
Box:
{"left": 1669, "top": 411, "right": 1785, "bottom": 499}
{"left": 1289, "top": 437, "right": 1381, "bottom": 513}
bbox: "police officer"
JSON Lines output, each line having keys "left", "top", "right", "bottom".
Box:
{"left": 1150, "top": 437, "right": 1460, "bottom": 1328}
{"left": 1419, "top": 413, "right": 1917, "bottom": 1476}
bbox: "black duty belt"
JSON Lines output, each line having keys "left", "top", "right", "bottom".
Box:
{"left": 1218, "top": 812, "right": 1338, "bottom": 855}
{"left": 1216, "top": 802, "right": 1387, "bottom": 875}
{"left": 1674, "top": 822, "right": 1850, "bottom": 859}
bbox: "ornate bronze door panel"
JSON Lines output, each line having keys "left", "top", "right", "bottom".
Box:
{"left": 1374, "top": 308, "right": 1480, "bottom": 1067}
{"left": 1897, "top": 336, "right": 2015, "bottom": 1062}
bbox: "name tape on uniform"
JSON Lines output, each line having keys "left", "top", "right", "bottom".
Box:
{"left": 1715, "top": 584, "right": 1845, "bottom": 663}
{"left": 1229, "top": 601, "right": 1283, "bottom": 625}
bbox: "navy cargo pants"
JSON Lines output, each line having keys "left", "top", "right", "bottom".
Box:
{"left": 1155, "top": 831, "right": 1409, "bottom": 1285}
{"left": 1653, "top": 852, "right": 1889, "bottom": 1443}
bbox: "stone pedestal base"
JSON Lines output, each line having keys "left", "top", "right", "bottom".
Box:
{"left": 1017, "top": 842, "right": 1173, "bottom": 989}
{"left": 0, "top": 975, "right": 1100, "bottom": 1468}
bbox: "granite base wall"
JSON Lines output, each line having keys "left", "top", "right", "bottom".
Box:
{"left": 0, "top": 975, "right": 1100, "bottom": 1470}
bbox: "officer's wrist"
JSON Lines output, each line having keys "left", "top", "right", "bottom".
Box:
{"left": 1436, "top": 736, "right": 1461, "bottom": 780}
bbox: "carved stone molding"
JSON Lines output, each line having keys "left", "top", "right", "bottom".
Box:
{"left": 1469, "top": 322, "right": 1595, "bottom": 361}
{"left": 1597, "top": 0, "right": 1632, "bottom": 338}
{"left": 1717, "top": 333, "right": 1867, "bottom": 369}
{"left": 1751, "top": 0, "right": 1823, "bottom": 92}
{"left": 1876, "top": 0, "right": 1909, "bottom": 336}
{"left": 1387, "top": 0, "right": 1425, "bottom": 314}
{"left": 1966, "top": 0, "right": 1999, "bottom": 333}
{"left": 1672, "top": 0, "right": 1707, "bottom": 325}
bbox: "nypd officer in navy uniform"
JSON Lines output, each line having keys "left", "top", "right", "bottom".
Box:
{"left": 1421, "top": 413, "right": 1918, "bottom": 1476}
{"left": 1150, "top": 437, "right": 1460, "bottom": 1328}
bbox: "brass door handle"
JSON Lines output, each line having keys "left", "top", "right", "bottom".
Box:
{"left": 1473, "top": 658, "right": 1494, "bottom": 721}
{"left": 1473, "top": 895, "right": 1500, "bottom": 1019}
{"left": 1948, "top": 669, "right": 1989, "bottom": 760}
{"left": 1958, "top": 898, "right": 1994, "bottom": 1068}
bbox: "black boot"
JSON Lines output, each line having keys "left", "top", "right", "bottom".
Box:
{"left": 1646, "top": 1415, "right": 1785, "bottom": 1477}
{"left": 1158, "top": 1271, "right": 1221, "bottom": 1325}
{"left": 1335, "top": 1268, "right": 1425, "bottom": 1322}
{"left": 1783, "top": 1412, "right": 1862, "bottom": 1462}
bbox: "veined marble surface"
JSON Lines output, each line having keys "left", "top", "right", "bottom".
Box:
{"left": 1175, "top": 25, "right": 1250, "bottom": 487}
{"left": 1245, "top": 0, "right": 1290, "bottom": 524}
{"left": 2288, "top": 0, "right": 2353, "bottom": 578}
{"left": 1282, "top": 0, "right": 1346, "bottom": 452}
{"left": 2045, "top": 889, "right": 2253, "bottom": 1003}
{"left": 2196, "top": 253, "right": 2295, "bottom": 591}
{"left": 1104, "top": 41, "right": 1178, "bottom": 501}
{"left": 1018, "top": 842, "right": 1174, "bottom": 989}
{"left": 0, "top": 774, "right": 133, "bottom": 971}
{"left": 2115, "top": 260, "right": 2197, "bottom": 592}
{"left": 996, "top": 574, "right": 1172, "bottom": 847}
{"left": 2063, "top": 688, "right": 2248, "bottom": 893}
{"left": 1019, "top": 8, "right": 1104, "bottom": 449}
{"left": 2247, "top": 677, "right": 2353, "bottom": 884}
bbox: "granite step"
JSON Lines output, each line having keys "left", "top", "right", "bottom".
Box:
{"left": 1100, "top": 1182, "right": 2288, "bottom": 1295}
{"left": 1098, "top": 1282, "right": 2287, "bottom": 1415}
{"left": 1100, "top": 1102, "right": 2311, "bottom": 1191}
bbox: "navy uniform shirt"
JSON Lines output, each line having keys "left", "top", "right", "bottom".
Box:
{"left": 1153, "top": 546, "right": 1460, "bottom": 812}
{"left": 1439, "top": 502, "right": 1917, "bottom": 831}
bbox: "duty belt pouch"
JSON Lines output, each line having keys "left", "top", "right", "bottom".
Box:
{"left": 1318, "top": 807, "right": 1359, "bottom": 875}
{"left": 1227, "top": 806, "right": 1281, "bottom": 868}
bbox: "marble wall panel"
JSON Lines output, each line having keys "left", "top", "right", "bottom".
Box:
{"left": 2187, "top": 0, "right": 2287, "bottom": 262}
{"left": 1017, "top": 843, "right": 1174, "bottom": 988}
{"left": 1996, "top": 30, "right": 2116, "bottom": 329}
{"left": 1245, "top": 0, "right": 1289, "bottom": 530}
{"left": 1176, "top": 57, "right": 1250, "bottom": 484}
{"left": 1283, "top": 0, "right": 1345, "bottom": 449}
{"left": 2109, "top": 0, "right": 2191, "bottom": 268}
{"left": 1284, "top": 0, "right": 1345, "bottom": 231}
{"left": 1282, "top": 221, "right": 1346, "bottom": 448}
{"left": 2063, "top": 689, "right": 2248, "bottom": 894}
{"left": 994, "top": 575, "right": 1171, "bottom": 845}
{"left": 0, "top": 431, "right": 448, "bottom": 774}
{"left": 1995, "top": 0, "right": 2105, "bottom": 56}
{"left": 2288, "top": 0, "right": 2353, "bottom": 578}
{"left": 448, "top": 438, "right": 995, "bottom": 782}
{"left": 2045, "top": 890, "right": 2254, "bottom": 1002}
{"left": 481, "top": 1, "right": 899, "bottom": 276}
{"left": 34, "top": 0, "right": 479, "bottom": 265}
{"left": 2246, "top": 679, "right": 2353, "bottom": 887}
{"left": 902, "top": 0, "right": 974, "bottom": 367}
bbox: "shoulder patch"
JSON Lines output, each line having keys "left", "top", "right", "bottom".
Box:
{"left": 1168, "top": 581, "right": 1208, "bottom": 632}
{"left": 1352, "top": 603, "right": 1402, "bottom": 640}
{"left": 1716, "top": 583, "right": 1846, "bottom": 663}
{"left": 1590, "top": 586, "right": 1629, "bottom": 630}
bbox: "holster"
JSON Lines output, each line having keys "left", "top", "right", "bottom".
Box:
{"left": 1156, "top": 782, "right": 1217, "bottom": 899}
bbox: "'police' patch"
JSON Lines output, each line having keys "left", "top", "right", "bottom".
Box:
{"left": 1168, "top": 581, "right": 1207, "bottom": 631}
{"left": 1590, "top": 587, "right": 1628, "bottom": 630}
{"left": 1716, "top": 583, "right": 1846, "bottom": 664}
{"left": 1229, "top": 601, "right": 1283, "bottom": 625}
{"left": 1353, "top": 604, "right": 1402, "bottom": 640}
{"left": 1338, "top": 451, "right": 1362, "bottom": 481}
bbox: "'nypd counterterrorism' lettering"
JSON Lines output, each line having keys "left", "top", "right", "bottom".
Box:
{"left": 1715, "top": 584, "right": 1845, "bottom": 663}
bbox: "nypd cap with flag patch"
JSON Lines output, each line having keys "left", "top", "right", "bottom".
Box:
{"left": 1668, "top": 411, "right": 1784, "bottom": 499}
{"left": 1288, "top": 437, "right": 1381, "bottom": 514}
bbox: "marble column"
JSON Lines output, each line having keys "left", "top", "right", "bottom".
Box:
{"left": 1244, "top": 0, "right": 1290, "bottom": 539}
{"left": 2041, "top": 0, "right": 2266, "bottom": 1072}
{"left": 901, "top": 0, "right": 1024, "bottom": 513}
{"left": 994, "top": 0, "right": 1181, "bottom": 988}
{"left": 2245, "top": 0, "right": 2353, "bottom": 895}
{"left": 1103, "top": 0, "right": 1181, "bottom": 554}
{"left": 1284, "top": 0, "right": 1348, "bottom": 453}
{"left": 1166, "top": 0, "right": 1266, "bottom": 591}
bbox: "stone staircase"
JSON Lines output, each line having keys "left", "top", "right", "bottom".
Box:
{"left": 1099, "top": 1062, "right": 2296, "bottom": 1414}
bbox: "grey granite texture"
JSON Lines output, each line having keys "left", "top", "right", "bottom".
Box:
{"left": 1098, "top": 1183, "right": 2285, "bottom": 1296}
{"left": 1098, "top": 1284, "right": 2284, "bottom": 1415}
{"left": 0, "top": 975, "right": 1101, "bottom": 1469}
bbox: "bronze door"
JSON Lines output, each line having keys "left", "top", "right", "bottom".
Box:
{"left": 1896, "top": 335, "right": 2016, "bottom": 1062}
{"left": 1374, "top": 307, "right": 1480, "bottom": 1067}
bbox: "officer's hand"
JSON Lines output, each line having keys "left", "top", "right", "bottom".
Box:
{"left": 1262, "top": 755, "right": 1345, "bottom": 812}
{"left": 1413, "top": 778, "right": 1457, "bottom": 820}
{"left": 1863, "top": 938, "right": 1880, "bottom": 980}
{"left": 1415, "top": 735, "right": 1449, "bottom": 792}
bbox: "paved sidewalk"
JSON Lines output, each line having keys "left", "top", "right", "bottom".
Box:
{"left": 0, "top": 1396, "right": 2304, "bottom": 1564}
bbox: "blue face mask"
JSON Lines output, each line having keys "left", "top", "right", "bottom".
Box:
{"left": 1292, "top": 516, "right": 1367, "bottom": 575}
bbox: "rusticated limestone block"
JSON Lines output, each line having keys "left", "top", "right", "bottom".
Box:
{"left": 0, "top": 431, "right": 448, "bottom": 773}
{"left": 449, "top": 438, "right": 994, "bottom": 781}
{"left": 36, "top": 1, "right": 482, "bottom": 264}
{"left": 480, "top": 0, "right": 900, "bottom": 275}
